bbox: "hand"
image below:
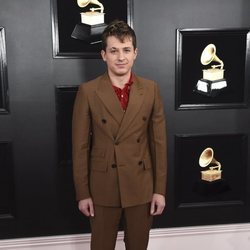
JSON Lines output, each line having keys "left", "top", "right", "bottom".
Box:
{"left": 150, "top": 193, "right": 165, "bottom": 216}
{"left": 78, "top": 198, "right": 94, "bottom": 217}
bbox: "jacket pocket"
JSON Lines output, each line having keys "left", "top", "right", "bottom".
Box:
{"left": 90, "top": 148, "right": 107, "bottom": 172}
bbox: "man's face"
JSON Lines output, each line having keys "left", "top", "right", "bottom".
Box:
{"left": 101, "top": 36, "right": 138, "bottom": 77}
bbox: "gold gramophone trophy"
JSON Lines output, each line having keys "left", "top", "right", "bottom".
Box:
{"left": 193, "top": 147, "right": 230, "bottom": 195}
{"left": 194, "top": 44, "right": 227, "bottom": 97}
{"left": 199, "top": 147, "right": 222, "bottom": 182}
{"left": 71, "top": 0, "right": 107, "bottom": 43}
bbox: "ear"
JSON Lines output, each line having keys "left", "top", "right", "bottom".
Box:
{"left": 101, "top": 50, "right": 106, "bottom": 61}
{"left": 134, "top": 48, "right": 138, "bottom": 59}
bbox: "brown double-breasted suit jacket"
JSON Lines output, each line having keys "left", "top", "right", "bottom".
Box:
{"left": 72, "top": 73, "right": 167, "bottom": 208}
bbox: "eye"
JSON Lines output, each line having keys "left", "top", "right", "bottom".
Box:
{"left": 124, "top": 48, "right": 131, "bottom": 53}
{"left": 110, "top": 49, "right": 117, "bottom": 54}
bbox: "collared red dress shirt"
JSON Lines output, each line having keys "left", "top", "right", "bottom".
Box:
{"left": 112, "top": 74, "right": 134, "bottom": 111}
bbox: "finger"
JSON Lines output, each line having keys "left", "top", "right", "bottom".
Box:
{"left": 152, "top": 204, "right": 165, "bottom": 216}
{"left": 80, "top": 206, "right": 90, "bottom": 217}
{"left": 79, "top": 203, "right": 91, "bottom": 217}
{"left": 89, "top": 201, "right": 95, "bottom": 217}
{"left": 151, "top": 206, "right": 159, "bottom": 215}
{"left": 156, "top": 204, "right": 165, "bottom": 215}
{"left": 154, "top": 206, "right": 162, "bottom": 215}
{"left": 150, "top": 201, "right": 156, "bottom": 215}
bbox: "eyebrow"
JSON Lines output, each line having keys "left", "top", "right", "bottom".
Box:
{"left": 109, "top": 46, "right": 132, "bottom": 50}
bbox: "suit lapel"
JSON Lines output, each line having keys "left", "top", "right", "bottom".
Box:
{"left": 95, "top": 73, "right": 124, "bottom": 125}
{"left": 116, "top": 76, "right": 144, "bottom": 140}
{"left": 95, "top": 74, "right": 145, "bottom": 141}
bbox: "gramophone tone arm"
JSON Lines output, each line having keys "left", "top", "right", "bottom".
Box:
{"left": 211, "top": 61, "right": 224, "bottom": 70}
{"left": 91, "top": 0, "right": 104, "bottom": 13}
{"left": 209, "top": 160, "right": 221, "bottom": 171}
{"left": 90, "top": 7, "right": 103, "bottom": 12}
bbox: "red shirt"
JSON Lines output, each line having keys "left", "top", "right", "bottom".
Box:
{"left": 112, "top": 74, "right": 134, "bottom": 111}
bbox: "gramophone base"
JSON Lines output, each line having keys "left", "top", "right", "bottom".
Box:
{"left": 193, "top": 179, "right": 230, "bottom": 196}
{"left": 194, "top": 78, "right": 227, "bottom": 97}
{"left": 201, "top": 169, "right": 222, "bottom": 182}
{"left": 71, "top": 23, "right": 107, "bottom": 44}
{"left": 80, "top": 12, "right": 105, "bottom": 26}
{"left": 202, "top": 68, "right": 225, "bottom": 81}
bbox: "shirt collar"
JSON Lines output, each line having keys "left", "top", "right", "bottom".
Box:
{"left": 112, "top": 73, "right": 134, "bottom": 90}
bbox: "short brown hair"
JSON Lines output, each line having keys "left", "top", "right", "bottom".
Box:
{"left": 101, "top": 20, "right": 137, "bottom": 50}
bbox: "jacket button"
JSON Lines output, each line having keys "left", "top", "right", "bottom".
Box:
{"left": 101, "top": 119, "right": 107, "bottom": 124}
{"left": 137, "top": 138, "right": 140, "bottom": 143}
{"left": 142, "top": 116, "right": 147, "bottom": 121}
{"left": 111, "top": 164, "right": 117, "bottom": 168}
{"left": 138, "top": 160, "right": 143, "bottom": 165}
{"left": 115, "top": 142, "right": 119, "bottom": 145}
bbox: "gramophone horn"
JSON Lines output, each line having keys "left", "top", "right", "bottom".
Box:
{"left": 199, "top": 147, "right": 221, "bottom": 170}
{"left": 77, "top": 0, "right": 91, "bottom": 8}
{"left": 199, "top": 147, "right": 214, "bottom": 167}
{"left": 77, "top": 0, "right": 104, "bottom": 12}
{"left": 200, "top": 44, "right": 224, "bottom": 69}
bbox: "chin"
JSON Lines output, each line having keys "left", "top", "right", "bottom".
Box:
{"left": 116, "top": 72, "right": 129, "bottom": 77}
{"left": 113, "top": 69, "right": 129, "bottom": 76}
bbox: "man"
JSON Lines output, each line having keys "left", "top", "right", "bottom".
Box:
{"left": 72, "top": 20, "right": 167, "bottom": 250}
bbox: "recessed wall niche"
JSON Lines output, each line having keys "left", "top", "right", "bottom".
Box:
{"left": 0, "top": 142, "right": 15, "bottom": 219}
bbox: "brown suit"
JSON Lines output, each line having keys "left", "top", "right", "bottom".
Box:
{"left": 72, "top": 73, "right": 167, "bottom": 208}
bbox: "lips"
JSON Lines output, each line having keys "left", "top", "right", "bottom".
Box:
{"left": 116, "top": 64, "right": 127, "bottom": 68}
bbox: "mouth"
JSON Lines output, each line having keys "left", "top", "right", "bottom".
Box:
{"left": 116, "top": 64, "right": 127, "bottom": 68}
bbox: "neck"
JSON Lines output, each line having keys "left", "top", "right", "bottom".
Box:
{"left": 108, "top": 71, "right": 131, "bottom": 89}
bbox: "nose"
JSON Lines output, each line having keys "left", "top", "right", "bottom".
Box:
{"left": 117, "top": 51, "right": 125, "bottom": 61}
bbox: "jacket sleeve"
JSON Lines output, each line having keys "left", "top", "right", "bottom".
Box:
{"left": 72, "top": 84, "right": 91, "bottom": 201}
{"left": 149, "top": 82, "right": 167, "bottom": 196}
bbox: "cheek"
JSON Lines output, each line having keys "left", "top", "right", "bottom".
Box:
{"left": 129, "top": 56, "right": 136, "bottom": 64}
{"left": 106, "top": 60, "right": 115, "bottom": 68}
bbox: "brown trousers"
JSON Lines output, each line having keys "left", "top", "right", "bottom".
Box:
{"left": 90, "top": 203, "right": 153, "bottom": 250}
